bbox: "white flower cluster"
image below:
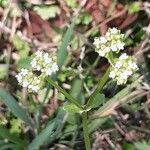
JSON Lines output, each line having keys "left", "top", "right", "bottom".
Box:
{"left": 16, "top": 50, "right": 59, "bottom": 92}
{"left": 93, "top": 27, "right": 125, "bottom": 57}
{"left": 16, "top": 69, "right": 41, "bottom": 92}
{"left": 31, "top": 51, "right": 59, "bottom": 76}
{"left": 109, "top": 53, "right": 138, "bottom": 85}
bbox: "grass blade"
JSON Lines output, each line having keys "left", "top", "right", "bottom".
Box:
{"left": 28, "top": 121, "right": 55, "bottom": 150}
{"left": 57, "top": 20, "right": 75, "bottom": 68}
{"left": 92, "top": 77, "right": 141, "bottom": 118}
{"left": 0, "top": 89, "right": 32, "bottom": 126}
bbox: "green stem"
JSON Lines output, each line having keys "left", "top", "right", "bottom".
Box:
{"left": 85, "top": 67, "right": 110, "bottom": 109}
{"left": 108, "top": 51, "right": 115, "bottom": 66}
{"left": 82, "top": 111, "right": 91, "bottom": 150}
{"left": 46, "top": 78, "right": 82, "bottom": 109}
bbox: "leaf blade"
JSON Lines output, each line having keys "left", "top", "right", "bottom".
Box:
{"left": 57, "top": 20, "right": 75, "bottom": 68}
{"left": 0, "top": 125, "right": 27, "bottom": 148}
{"left": 28, "top": 121, "right": 55, "bottom": 150}
{"left": 134, "top": 142, "right": 150, "bottom": 150}
{"left": 0, "top": 89, "right": 32, "bottom": 126}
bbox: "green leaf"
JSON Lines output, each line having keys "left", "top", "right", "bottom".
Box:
{"left": 0, "top": 64, "right": 8, "bottom": 80}
{"left": 0, "top": 125, "right": 27, "bottom": 148}
{"left": 70, "top": 79, "right": 83, "bottom": 101}
{"left": 89, "top": 117, "right": 108, "bottom": 133}
{"left": 10, "top": 4, "right": 21, "bottom": 17}
{"left": 17, "top": 57, "right": 31, "bottom": 70}
{"left": 0, "top": 0, "right": 8, "bottom": 7}
{"left": 13, "top": 35, "right": 30, "bottom": 59}
{"left": 123, "top": 143, "right": 135, "bottom": 150}
{"left": 63, "top": 103, "right": 83, "bottom": 113}
{"left": 82, "top": 12, "right": 92, "bottom": 25}
{"left": 67, "top": 79, "right": 84, "bottom": 124}
{"left": 45, "top": 108, "right": 67, "bottom": 144}
{"left": 28, "top": 121, "right": 55, "bottom": 150}
{"left": 63, "top": 124, "right": 77, "bottom": 133}
{"left": 134, "top": 142, "right": 150, "bottom": 150}
{"left": 90, "top": 93, "right": 105, "bottom": 109}
{"left": 92, "top": 78, "right": 141, "bottom": 118}
{"left": 57, "top": 20, "right": 75, "bottom": 67}
{"left": 33, "top": 5, "right": 60, "bottom": 20}
{"left": 0, "top": 143, "right": 20, "bottom": 150}
{"left": 128, "top": 2, "right": 140, "bottom": 14}
{"left": 0, "top": 89, "right": 32, "bottom": 126}
{"left": 64, "top": 0, "right": 78, "bottom": 8}
{"left": 76, "top": 12, "right": 92, "bottom": 25}
{"left": 10, "top": 119, "right": 22, "bottom": 135}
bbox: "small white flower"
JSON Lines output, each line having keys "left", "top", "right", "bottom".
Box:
{"left": 109, "top": 71, "right": 116, "bottom": 79}
{"left": 116, "top": 42, "right": 124, "bottom": 50}
{"left": 43, "top": 53, "right": 52, "bottom": 64}
{"left": 45, "top": 68, "right": 52, "bottom": 76}
{"left": 115, "top": 62, "right": 122, "bottom": 68}
{"left": 100, "top": 37, "right": 107, "bottom": 43}
{"left": 22, "top": 80, "right": 30, "bottom": 87}
{"left": 98, "top": 51, "right": 105, "bottom": 57}
{"left": 20, "top": 68, "right": 28, "bottom": 76}
{"left": 119, "top": 53, "right": 128, "bottom": 60}
{"left": 31, "top": 59, "right": 37, "bottom": 68}
{"left": 110, "top": 44, "right": 117, "bottom": 51}
{"left": 93, "top": 37, "right": 101, "bottom": 46}
{"left": 36, "top": 79, "right": 41, "bottom": 84}
{"left": 31, "top": 85, "right": 40, "bottom": 92}
{"left": 51, "top": 63, "right": 59, "bottom": 72}
{"left": 80, "top": 47, "right": 85, "bottom": 60}
{"left": 44, "top": 56, "right": 52, "bottom": 64}
{"left": 117, "top": 78, "right": 126, "bottom": 85}
{"left": 103, "top": 47, "right": 110, "bottom": 53}
{"left": 120, "top": 72, "right": 128, "bottom": 80}
{"left": 16, "top": 74, "right": 22, "bottom": 83}
{"left": 125, "top": 70, "right": 132, "bottom": 76}
{"left": 36, "top": 65, "right": 41, "bottom": 71}
{"left": 110, "top": 27, "right": 118, "bottom": 34}
{"left": 35, "top": 50, "right": 43, "bottom": 57}
{"left": 28, "top": 84, "right": 33, "bottom": 89}
{"left": 129, "top": 62, "right": 138, "bottom": 69}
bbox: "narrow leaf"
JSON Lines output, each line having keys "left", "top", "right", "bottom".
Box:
{"left": 134, "top": 142, "right": 150, "bottom": 150}
{"left": 0, "top": 144, "right": 19, "bottom": 150}
{"left": 92, "top": 78, "right": 141, "bottom": 118}
{"left": 45, "top": 108, "right": 67, "bottom": 144}
{"left": 70, "top": 79, "right": 83, "bottom": 102}
{"left": 0, "top": 89, "right": 32, "bottom": 126}
{"left": 57, "top": 20, "right": 75, "bottom": 67}
{"left": 28, "top": 122, "right": 55, "bottom": 150}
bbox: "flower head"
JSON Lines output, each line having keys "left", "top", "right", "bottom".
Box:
{"left": 16, "top": 69, "right": 43, "bottom": 92}
{"left": 16, "top": 50, "right": 59, "bottom": 93}
{"left": 31, "top": 50, "right": 59, "bottom": 76}
{"left": 109, "top": 53, "right": 138, "bottom": 85}
{"left": 93, "top": 27, "right": 125, "bottom": 58}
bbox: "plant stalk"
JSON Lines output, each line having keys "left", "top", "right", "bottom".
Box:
{"left": 85, "top": 67, "right": 110, "bottom": 109}
{"left": 82, "top": 111, "right": 91, "bottom": 150}
{"left": 46, "top": 78, "right": 82, "bottom": 109}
